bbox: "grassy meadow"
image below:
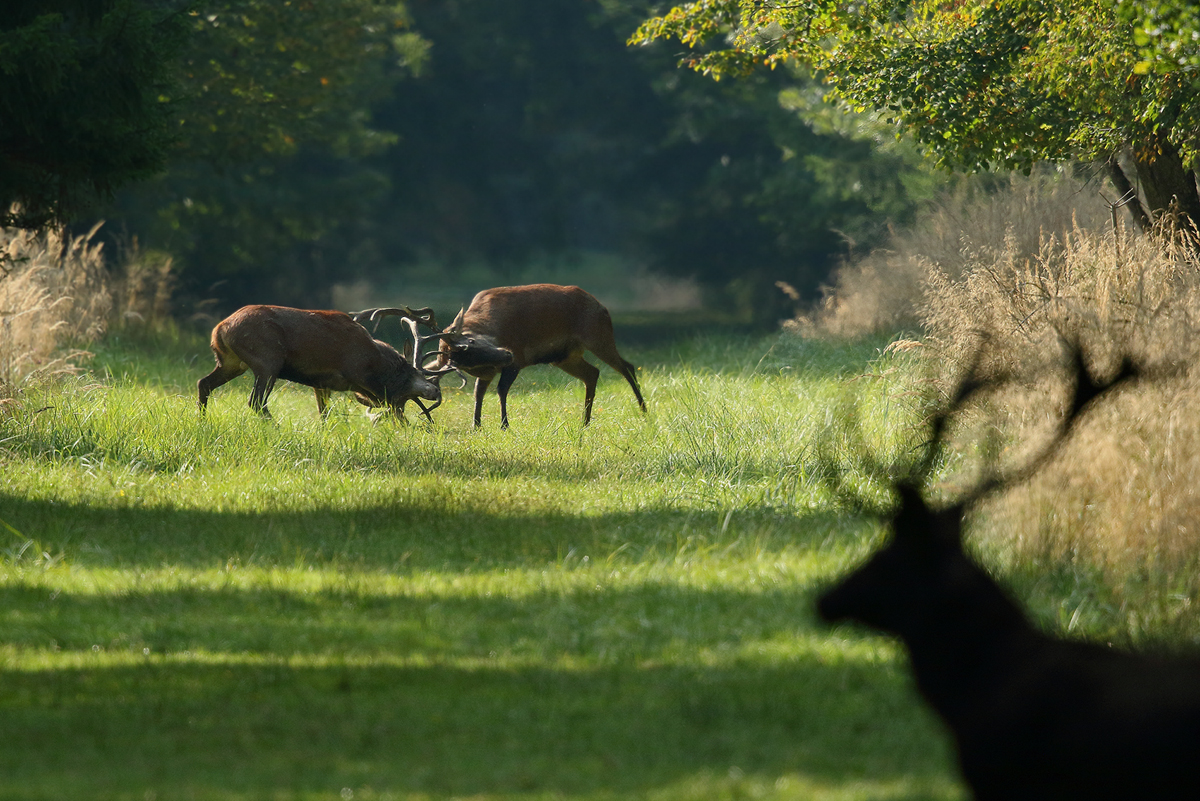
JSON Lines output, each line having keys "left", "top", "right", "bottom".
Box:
{"left": 0, "top": 327, "right": 978, "bottom": 801}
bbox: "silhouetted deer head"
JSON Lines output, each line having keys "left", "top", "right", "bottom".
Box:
{"left": 814, "top": 344, "right": 1200, "bottom": 799}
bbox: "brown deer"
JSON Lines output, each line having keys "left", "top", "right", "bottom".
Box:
{"left": 197, "top": 305, "right": 455, "bottom": 420}
{"left": 434, "top": 284, "right": 647, "bottom": 428}
{"left": 816, "top": 348, "right": 1200, "bottom": 799}
{"left": 353, "top": 305, "right": 514, "bottom": 385}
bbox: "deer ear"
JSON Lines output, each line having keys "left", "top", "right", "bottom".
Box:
{"left": 448, "top": 307, "right": 465, "bottom": 333}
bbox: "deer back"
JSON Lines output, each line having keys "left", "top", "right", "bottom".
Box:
{"left": 456, "top": 284, "right": 611, "bottom": 366}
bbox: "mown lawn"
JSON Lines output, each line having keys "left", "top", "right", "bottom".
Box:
{"left": 0, "top": 329, "right": 966, "bottom": 801}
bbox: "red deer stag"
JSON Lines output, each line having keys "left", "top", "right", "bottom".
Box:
{"left": 816, "top": 348, "right": 1200, "bottom": 799}
{"left": 435, "top": 284, "right": 646, "bottom": 428}
{"left": 197, "top": 305, "right": 455, "bottom": 420}
{"left": 353, "top": 305, "right": 513, "bottom": 386}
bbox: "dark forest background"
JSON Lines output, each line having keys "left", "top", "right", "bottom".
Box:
{"left": 5, "top": 0, "right": 940, "bottom": 325}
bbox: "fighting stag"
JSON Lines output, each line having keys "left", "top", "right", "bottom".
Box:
{"left": 197, "top": 305, "right": 455, "bottom": 421}
{"left": 815, "top": 348, "right": 1200, "bottom": 799}
{"left": 434, "top": 284, "right": 646, "bottom": 428}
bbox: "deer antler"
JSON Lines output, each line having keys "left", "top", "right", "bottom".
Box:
{"left": 347, "top": 306, "right": 450, "bottom": 370}
{"left": 349, "top": 306, "right": 438, "bottom": 333}
{"left": 952, "top": 339, "right": 1141, "bottom": 508}
{"left": 816, "top": 339, "right": 1143, "bottom": 516}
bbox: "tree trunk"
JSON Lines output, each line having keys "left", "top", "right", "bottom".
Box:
{"left": 1130, "top": 133, "right": 1200, "bottom": 234}
{"left": 1106, "top": 156, "right": 1151, "bottom": 234}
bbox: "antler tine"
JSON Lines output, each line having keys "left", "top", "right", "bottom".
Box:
{"left": 958, "top": 339, "right": 1141, "bottom": 508}
{"left": 417, "top": 347, "right": 445, "bottom": 368}
{"left": 1065, "top": 341, "right": 1139, "bottom": 420}
{"left": 348, "top": 306, "right": 440, "bottom": 336}
{"left": 413, "top": 398, "right": 440, "bottom": 423}
{"left": 355, "top": 308, "right": 442, "bottom": 367}
{"left": 420, "top": 363, "right": 460, "bottom": 378}
{"left": 416, "top": 331, "right": 454, "bottom": 348}
{"left": 912, "top": 341, "right": 997, "bottom": 484}
{"left": 418, "top": 347, "right": 468, "bottom": 388}
{"left": 915, "top": 372, "right": 1001, "bottom": 480}
{"left": 395, "top": 316, "right": 423, "bottom": 368}
{"left": 346, "top": 307, "right": 405, "bottom": 334}
{"left": 809, "top": 391, "right": 898, "bottom": 516}
{"left": 363, "top": 307, "right": 415, "bottom": 334}
{"left": 399, "top": 306, "right": 438, "bottom": 331}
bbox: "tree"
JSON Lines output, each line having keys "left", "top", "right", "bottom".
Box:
{"left": 0, "top": 0, "right": 189, "bottom": 229}
{"left": 173, "top": 0, "right": 423, "bottom": 162}
{"left": 1122, "top": 0, "right": 1200, "bottom": 74}
{"left": 361, "top": 0, "right": 935, "bottom": 319}
{"left": 106, "top": 0, "right": 426, "bottom": 307}
{"left": 631, "top": 0, "right": 1200, "bottom": 233}
{"left": 107, "top": 0, "right": 936, "bottom": 319}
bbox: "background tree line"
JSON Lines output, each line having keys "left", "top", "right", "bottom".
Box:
{"left": 2, "top": 0, "right": 936, "bottom": 324}
{"left": 5, "top": 0, "right": 1196, "bottom": 324}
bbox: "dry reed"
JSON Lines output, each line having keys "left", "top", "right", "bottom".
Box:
{"left": 0, "top": 220, "right": 112, "bottom": 396}
{"left": 919, "top": 217, "right": 1200, "bottom": 614}
{"left": 793, "top": 169, "right": 1112, "bottom": 337}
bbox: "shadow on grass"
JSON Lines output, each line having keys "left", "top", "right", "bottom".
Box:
{"left": 0, "top": 637, "right": 957, "bottom": 800}
{"left": 1, "top": 580, "right": 834, "bottom": 657}
{"left": 0, "top": 500, "right": 958, "bottom": 798}
{"left": 1, "top": 495, "right": 871, "bottom": 570}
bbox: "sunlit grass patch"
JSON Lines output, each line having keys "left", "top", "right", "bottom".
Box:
{"left": 0, "top": 330, "right": 956, "bottom": 800}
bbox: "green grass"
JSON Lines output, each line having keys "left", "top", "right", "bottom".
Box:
{"left": 0, "top": 329, "right": 963, "bottom": 801}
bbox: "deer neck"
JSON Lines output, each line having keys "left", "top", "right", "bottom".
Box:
{"left": 902, "top": 576, "right": 1037, "bottom": 723}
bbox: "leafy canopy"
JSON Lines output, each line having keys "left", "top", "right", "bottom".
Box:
{"left": 0, "top": 0, "right": 189, "bottom": 229}
{"left": 1122, "top": 0, "right": 1200, "bottom": 75}
{"left": 176, "top": 0, "right": 423, "bottom": 162}
{"left": 631, "top": 0, "right": 1200, "bottom": 174}
{"left": 0, "top": 0, "right": 421, "bottom": 230}
{"left": 106, "top": 0, "right": 425, "bottom": 306}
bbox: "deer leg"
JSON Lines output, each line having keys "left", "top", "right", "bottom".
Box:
{"left": 314, "top": 388, "right": 331, "bottom": 419}
{"left": 414, "top": 398, "right": 439, "bottom": 423}
{"left": 248, "top": 372, "right": 278, "bottom": 419}
{"left": 495, "top": 365, "right": 522, "bottom": 429}
{"left": 618, "top": 358, "right": 646, "bottom": 412}
{"left": 197, "top": 363, "right": 246, "bottom": 412}
{"left": 555, "top": 354, "right": 600, "bottom": 425}
{"left": 472, "top": 376, "right": 493, "bottom": 428}
{"left": 590, "top": 348, "right": 646, "bottom": 413}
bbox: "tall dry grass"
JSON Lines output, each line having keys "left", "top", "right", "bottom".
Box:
{"left": 0, "top": 222, "right": 112, "bottom": 396}
{"left": 109, "top": 242, "right": 176, "bottom": 329}
{"left": 795, "top": 169, "right": 1113, "bottom": 337}
{"left": 921, "top": 221, "right": 1200, "bottom": 584}
{"left": 888, "top": 219, "right": 1200, "bottom": 647}
{"left": 801, "top": 166, "right": 1200, "bottom": 629}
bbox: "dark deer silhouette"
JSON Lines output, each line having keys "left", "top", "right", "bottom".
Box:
{"left": 816, "top": 348, "right": 1200, "bottom": 800}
